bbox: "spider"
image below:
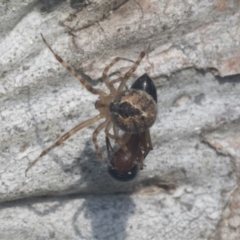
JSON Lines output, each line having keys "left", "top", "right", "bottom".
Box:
{"left": 25, "top": 34, "right": 157, "bottom": 174}
{"left": 107, "top": 73, "right": 157, "bottom": 181}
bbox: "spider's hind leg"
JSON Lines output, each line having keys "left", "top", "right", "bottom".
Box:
{"left": 25, "top": 115, "right": 101, "bottom": 175}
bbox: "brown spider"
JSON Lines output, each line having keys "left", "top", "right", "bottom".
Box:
{"left": 106, "top": 73, "right": 157, "bottom": 181}
{"left": 25, "top": 34, "right": 157, "bottom": 175}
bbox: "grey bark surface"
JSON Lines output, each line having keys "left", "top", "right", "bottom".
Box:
{"left": 0, "top": 0, "right": 240, "bottom": 239}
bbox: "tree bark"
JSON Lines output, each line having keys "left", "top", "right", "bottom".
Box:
{"left": 0, "top": 0, "right": 240, "bottom": 239}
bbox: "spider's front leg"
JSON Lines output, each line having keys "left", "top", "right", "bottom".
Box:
{"left": 41, "top": 34, "right": 105, "bottom": 97}
{"left": 102, "top": 56, "right": 135, "bottom": 93}
{"left": 102, "top": 51, "right": 145, "bottom": 94}
{"left": 117, "top": 51, "right": 145, "bottom": 93}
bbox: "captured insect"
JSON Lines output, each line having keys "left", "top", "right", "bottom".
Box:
{"left": 107, "top": 74, "right": 157, "bottom": 181}
{"left": 25, "top": 34, "right": 157, "bottom": 177}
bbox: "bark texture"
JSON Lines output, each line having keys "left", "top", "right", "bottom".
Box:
{"left": 0, "top": 0, "right": 240, "bottom": 239}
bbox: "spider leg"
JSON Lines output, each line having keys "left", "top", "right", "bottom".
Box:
{"left": 92, "top": 120, "right": 108, "bottom": 160}
{"left": 112, "top": 124, "right": 119, "bottom": 138}
{"left": 118, "top": 51, "right": 145, "bottom": 93}
{"left": 102, "top": 57, "right": 135, "bottom": 93}
{"left": 109, "top": 77, "right": 124, "bottom": 90}
{"left": 104, "top": 121, "right": 131, "bottom": 158}
{"left": 109, "top": 77, "right": 130, "bottom": 91}
{"left": 26, "top": 114, "right": 101, "bottom": 175}
{"left": 105, "top": 125, "right": 119, "bottom": 159}
{"left": 104, "top": 121, "right": 120, "bottom": 140}
{"left": 106, "top": 136, "right": 114, "bottom": 155}
{"left": 41, "top": 34, "right": 105, "bottom": 96}
{"left": 104, "top": 51, "right": 146, "bottom": 94}
{"left": 105, "top": 130, "right": 131, "bottom": 158}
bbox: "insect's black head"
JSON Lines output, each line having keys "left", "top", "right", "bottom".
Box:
{"left": 108, "top": 164, "right": 139, "bottom": 182}
{"left": 130, "top": 73, "right": 157, "bottom": 103}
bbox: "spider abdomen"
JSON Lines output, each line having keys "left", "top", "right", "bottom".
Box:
{"left": 110, "top": 89, "right": 157, "bottom": 133}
